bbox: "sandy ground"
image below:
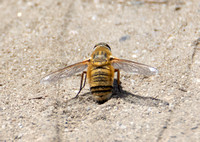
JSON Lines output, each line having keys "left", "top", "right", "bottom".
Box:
{"left": 1, "top": 0, "right": 200, "bottom": 141}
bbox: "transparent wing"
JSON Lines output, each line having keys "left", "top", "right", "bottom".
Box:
{"left": 111, "top": 57, "right": 158, "bottom": 77}
{"left": 41, "top": 59, "right": 89, "bottom": 83}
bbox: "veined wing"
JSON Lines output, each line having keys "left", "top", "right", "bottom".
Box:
{"left": 111, "top": 57, "right": 158, "bottom": 77}
{"left": 41, "top": 59, "right": 89, "bottom": 83}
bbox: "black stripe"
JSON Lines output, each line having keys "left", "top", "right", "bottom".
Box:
{"left": 91, "top": 90, "right": 112, "bottom": 94}
{"left": 92, "top": 72, "right": 108, "bottom": 77}
{"left": 91, "top": 66, "right": 110, "bottom": 72}
{"left": 93, "top": 77, "right": 108, "bottom": 82}
{"left": 104, "top": 52, "right": 107, "bottom": 57}
{"left": 93, "top": 76, "right": 106, "bottom": 80}
{"left": 95, "top": 66, "right": 103, "bottom": 69}
{"left": 90, "top": 86, "right": 113, "bottom": 90}
{"left": 94, "top": 66, "right": 108, "bottom": 69}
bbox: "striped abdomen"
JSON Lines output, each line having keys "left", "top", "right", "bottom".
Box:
{"left": 87, "top": 65, "right": 114, "bottom": 102}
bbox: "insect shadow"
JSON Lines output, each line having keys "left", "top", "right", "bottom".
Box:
{"left": 112, "top": 79, "right": 169, "bottom": 107}
{"left": 70, "top": 79, "right": 169, "bottom": 107}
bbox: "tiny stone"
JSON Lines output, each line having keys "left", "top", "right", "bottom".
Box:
{"left": 119, "top": 35, "right": 130, "bottom": 42}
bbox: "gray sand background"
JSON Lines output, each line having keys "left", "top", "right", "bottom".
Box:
{"left": 1, "top": 0, "right": 200, "bottom": 141}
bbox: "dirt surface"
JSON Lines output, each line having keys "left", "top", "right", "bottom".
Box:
{"left": 1, "top": 0, "right": 200, "bottom": 141}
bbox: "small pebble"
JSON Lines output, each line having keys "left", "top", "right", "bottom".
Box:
{"left": 119, "top": 35, "right": 130, "bottom": 42}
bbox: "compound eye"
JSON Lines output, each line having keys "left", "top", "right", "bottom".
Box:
{"left": 93, "top": 43, "right": 111, "bottom": 51}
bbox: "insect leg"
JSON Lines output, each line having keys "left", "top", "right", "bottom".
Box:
{"left": 75, "top": 71, "right": 87, "bottom": 98}
{"left": 81, "top": 71, "right": 87, "bottom": 91}
{"left": 115, "top": 69, "right": 122, "bottom": 93}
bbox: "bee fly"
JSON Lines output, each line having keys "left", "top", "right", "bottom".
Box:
{"left": 41, "top": 43, "right": 158, "bottom": 102}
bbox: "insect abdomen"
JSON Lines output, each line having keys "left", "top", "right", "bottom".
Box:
{"left": 89, "top": 65, "right": 114, "bottom": 102}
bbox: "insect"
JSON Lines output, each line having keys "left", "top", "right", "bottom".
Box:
{"left": 41, "top": 42, "right": 158, "bottom": 102}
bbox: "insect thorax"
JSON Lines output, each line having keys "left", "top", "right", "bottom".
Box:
{"left": 91, "top": 46, "right": 112, "bottom": 66}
